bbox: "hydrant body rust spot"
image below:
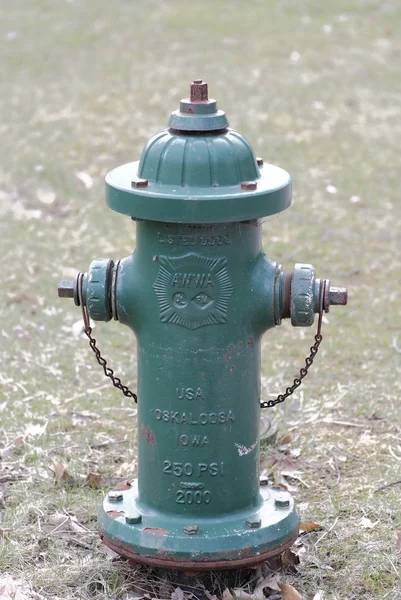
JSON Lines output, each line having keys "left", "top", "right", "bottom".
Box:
{"left": 59, "top": 81, "right": 347, "bottom": 570}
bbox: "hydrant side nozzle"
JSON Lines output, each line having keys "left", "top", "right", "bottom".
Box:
{"left": 280, "top": 266, "right": 348, "bottom": 325}
{"left": 58, "top": 258, "right": 117, "bottom": 322}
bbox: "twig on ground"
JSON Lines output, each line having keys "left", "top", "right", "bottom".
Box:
{"left": 315, "top": 516, "right": 339, "bottom": 546}
{"left": 320, "top": 419, "right": 368, "bottom": 428}
{"left": 373, "top": 479, "right": 401, "bottom": 494}
{"left": 90, "top": 440, "right": 129, "bottom": 449}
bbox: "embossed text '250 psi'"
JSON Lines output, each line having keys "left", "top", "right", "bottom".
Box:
{"left": 163, "top": 461, "right": 224, "bottom": 477}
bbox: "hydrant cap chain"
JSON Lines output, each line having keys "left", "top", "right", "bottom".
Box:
{"left": 105, "top": 80, "right": 292, "bottom": 223}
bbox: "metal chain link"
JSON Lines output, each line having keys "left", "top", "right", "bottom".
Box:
{"left": 78, "top": 273, "right": 137, "bottom": 403}
{"left": 260, "top": 280, "right": 326, "bottom": 409}
{"left": 77, "top": 273, "right": 325, "bottom": 409}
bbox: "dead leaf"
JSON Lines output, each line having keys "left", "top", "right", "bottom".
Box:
{"left": 222, "top": 589, "right": 234, "bottom": 600}
{"left": 0, "top": 484, "right": 6, "bottom": 509}
{"left": 0, "top": 528, "right": 11, "bottom": 541}
{"left": 0, "top": 576, "right": 45, "bottom": 599}
{"left": 281, "top": 549, "right": 300, "bottom": 568}
{"left": 171, "top": 588, "right": 184, "bottom": 600}
{"left": 75, "top": 171, "right": 94, "bottom": 189}
{"left": 247, "top": 573, "right": 281, "bottom": 600}
{"left": 103, "top": 544, "right": 120, "bottom": 561}
{"left": 203, "top": 590, "right": 218, "bottom": 600}
{"left": 396, "top": 530, "right": 401, "bottom": 552}
{"left": 53, "top": 463, "right": 75, "bottom": 486}
{"left": 48, "top": 512, "right": 88, "bottom": 534}
{"left": 112, "top": 480, "right": 132, "bottom": 491}
{"left": 15, "top": 436, "right": 24, "bottom": 449}
{"left": 69, "top": 518, "right": 87, "bottom": 534}
{"left": 24, "top": 422, "right": 47, "bottom": 438}
{"left": 48, "top": 512, "right": 68, "bottom": 527}
{"left": 258, "top": 574, "right": 281, "bottom": 592}
{"left": 278, "top": 434, "right": 292, "bottom": 446}
{"left": 360, "top": 517, "right": 379, "bottom": 529}
{"left": 233, "top": 590, "right": 255, "bottom": 600}
{"left": 280, "top": 455, "right": 303, "bottom": 473}
{"left": 84, "top": 472, "right": 104, "bottom": 489}
{"left": 299, "top": 522, "right": 323, "bottom": 533}
{"left": 279, "top": 583, "right": 304, "bottom": 600}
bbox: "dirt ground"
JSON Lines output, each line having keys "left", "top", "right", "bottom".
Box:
{"left": 0, "top": 1, "right": 400, "bottom": 599}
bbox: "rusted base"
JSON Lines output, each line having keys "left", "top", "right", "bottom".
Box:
{"left": 100, "top": 531, "right": 298, "bottom": 571}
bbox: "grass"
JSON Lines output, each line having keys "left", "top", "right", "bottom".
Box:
{"left": 1, "top": 0, "right": 401, "bottom": 598}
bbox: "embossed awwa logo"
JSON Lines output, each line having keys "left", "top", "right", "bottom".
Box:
{"left": 154, "top": 254, "right": 234, "bottom": 329}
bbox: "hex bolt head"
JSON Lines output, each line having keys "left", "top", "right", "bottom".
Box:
{"left": 241, "top": 181, "right": 257, "bottom": 191}
{"left": 183, "top": 524, "right": 200, "bottom": 535}
{"left": 256, "top": 157, "right": 264, "bottom": 166}
{"left": 108, "top": 491, "right": 123, "bottom": 503}
{"left": 190, "top": 80, "right": 208, "bottom": 102}
{"left": 259, "top": 475, "right": 269, "bottom": 486}
{"left": 58, "top": 280, "right": 74, "bottom": 298}
{"left": 275, "top": 497, "right": 290, "bottom": 508}
{"left": 246, "top": 517, "right": 262, "bottom": 528}
{"left": 329, "top": 286, "right": 348, "bottom": 306}
{"left": 125, "top": 513, "right": 142, "bottom": 524}
{"left": 131, "top": 179, "right": 149, "bottom": 189}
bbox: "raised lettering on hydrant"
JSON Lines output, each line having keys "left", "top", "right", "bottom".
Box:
{"left": 58, "top": 80, "right": 347, "bottom": 570}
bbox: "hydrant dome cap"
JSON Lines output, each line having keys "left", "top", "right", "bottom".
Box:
{"left": 138, "top": 129, "right": 259, "bottom": 188}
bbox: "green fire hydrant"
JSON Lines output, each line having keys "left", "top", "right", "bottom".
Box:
{"left": 58, "top": 81, "right": 347, "bottom": 570}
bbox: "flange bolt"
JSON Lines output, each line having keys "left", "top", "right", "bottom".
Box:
{"left": 246, "top": 517, "right": 262, "bottom": 528}
{"left": 108, "top": 491, "right": 123, "bottom": 503}
{"left": 125, "top": 513, "right": 142, "bottom": 524}
{"left": 275, "top": 497, "right": 290, "bottom": 508}
{"left": 183, "top": 524, "right": 200, "bottom": 535}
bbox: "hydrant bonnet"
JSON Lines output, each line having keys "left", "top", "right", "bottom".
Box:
{"left": 105, "top": 80, "right": 292, "bottom": 223}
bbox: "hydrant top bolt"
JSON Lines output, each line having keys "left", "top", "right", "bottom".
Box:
{"left": 190, "top": 80, "right": 208, "bottom": 102}
{"left": 241, "top": 181, "right": 258, "bottom": 191}
{"left": 183, "top": 524, "right": 200, "bottom": 535}
{"left": 108, "top": 491, "right": 123, "bottom": 502}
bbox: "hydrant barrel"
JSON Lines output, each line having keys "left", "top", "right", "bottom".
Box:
{"left": 58, "top": 81, "right": 347, "bottom": 570}
{"left": 122, "top": 220, "right": 279, "bottom": 519}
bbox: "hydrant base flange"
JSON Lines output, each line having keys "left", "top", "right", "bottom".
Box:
{"left": 99, "top": 481, "right": 299, "bottom": 570}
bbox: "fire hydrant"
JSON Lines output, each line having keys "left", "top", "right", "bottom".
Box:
{"left": 58, "top": 81, "right": 347, "bottom": 570}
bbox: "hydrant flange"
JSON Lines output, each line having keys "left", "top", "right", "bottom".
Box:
{"left": 99, "top": 480, "right": 299, "bottom": 570}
